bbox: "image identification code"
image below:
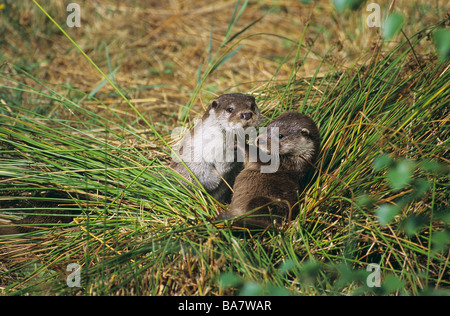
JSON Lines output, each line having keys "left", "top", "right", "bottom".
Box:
{"left": 223, "top": 300, "right": 271, "bottom": 311}
{"left": 178, "top": 300, "right": 272, "bottom": 313}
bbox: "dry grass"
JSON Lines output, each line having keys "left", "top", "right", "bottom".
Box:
{"left": 3, "top": 1, "right": 446, "bottom": 121}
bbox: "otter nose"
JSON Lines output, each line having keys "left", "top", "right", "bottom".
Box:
{"left": 240, "top": 112, "right": 253, "bottom": 120}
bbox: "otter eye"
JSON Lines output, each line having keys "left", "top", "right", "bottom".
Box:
{"left": 226, "top": 108, "right": 234, "bottom": 113}
{"left": 278, "top": 134, "right": 284, "bottom": 139}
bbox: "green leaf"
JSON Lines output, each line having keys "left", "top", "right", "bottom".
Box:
{"left": 333, "top": 0, "right": 364, "bottom": 12}
{"left": 420, "top": 160, "right": 443, "bottom": 172}
{"left": 299, "top": 260, "right": 321, "bottom": 281}
{"left": 436, "top": 211, "right": 450, "bottom": 225}
{"left": 218, "top": 272, "right": 241, "bottom": 288}
{"left": 356, "top": 194, "right": 376, "bottom": 209}
{"left": 402, "top": 215, "right": 428, "bottom": 236}
{"left": 410, "top": 179, "right": 430, "bottom": 200}
{"left": 382, "top": 275, "right": 405, "bottom": 294}
{"left": 382, "top": 12, "right": 404, "bottom": 41}
{"left": 267, "top": 284, "right": 292, "bottom": 296}
{"left": 373, "top": 154, "right": 393, "bottom": 171}
{"left": 376, "top": 204, "right": 399, "bottom": 226}
{"left": 335, "top": 263, "right": 366, "bottom": 289}
{"left": 240, "top": 281, "right": 264, "bottom": 296}
{"left": 433, "top": 28, "right": 450, "bottom": 61}
{"left": 279, "top": 259, "right": 297, "bottom": 275}
{"left": 431, "top": 231, "right": 450, "bottom": 253}
{"left": 386, "top": 159, "right": 415, "bottom": 190}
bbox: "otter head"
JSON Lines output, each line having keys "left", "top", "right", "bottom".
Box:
{"left": 256, "top": 112, "right": 320, "bottom": 163}
{"left": 206, "top": 93, "right": 260, "bottom": 130}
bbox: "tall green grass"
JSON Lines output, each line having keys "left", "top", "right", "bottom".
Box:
{"left": 0, "top": 5, "right": 449, "bottom": 295}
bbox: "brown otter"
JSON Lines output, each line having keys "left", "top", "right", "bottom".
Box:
{"left": 170, "top": 93, "right": 260, "bottom": 203}
{"left": 216, "top": 112, "right": 320, "bottom": 228}
{"left": 0, "top": 190, "right": 75, "bottom": 236}
{"left": 0, "top": 214, "right": 70, "bottom": 236}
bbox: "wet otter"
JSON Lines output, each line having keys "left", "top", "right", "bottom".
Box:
{"left": 217, "top": 112, "right": 320, "bottom": 228}
{"left": 170, "top": 93, "right": 260, "bottom": 203}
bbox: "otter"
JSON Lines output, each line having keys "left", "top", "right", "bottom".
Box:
{"left": 170, "top": 93, "right": 260, "bottom": 203}
{"left": 0, "top": 190, "right": 75, "bottom": 236}
{"left": 216, "top": 112, "right": 320, "bottom": 228}
{"left": 0, "top": 214, "right": 70, "bottom": 236}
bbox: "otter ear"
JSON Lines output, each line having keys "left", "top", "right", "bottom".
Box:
{"left": 211, "top": 100, "right": 219, "bottom": 108}
{"left": 300, "top": 128, "right": 310, "bottom": 137}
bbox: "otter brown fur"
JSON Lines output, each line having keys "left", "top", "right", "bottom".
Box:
{"left": 0, "top": 190, "right": 75, "bottom": 236}
{"left": 217, "top": 112, "right": 320, "bottom": 228}
{"left": 170, "top": 93, "right": 260, "bottom": 203}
